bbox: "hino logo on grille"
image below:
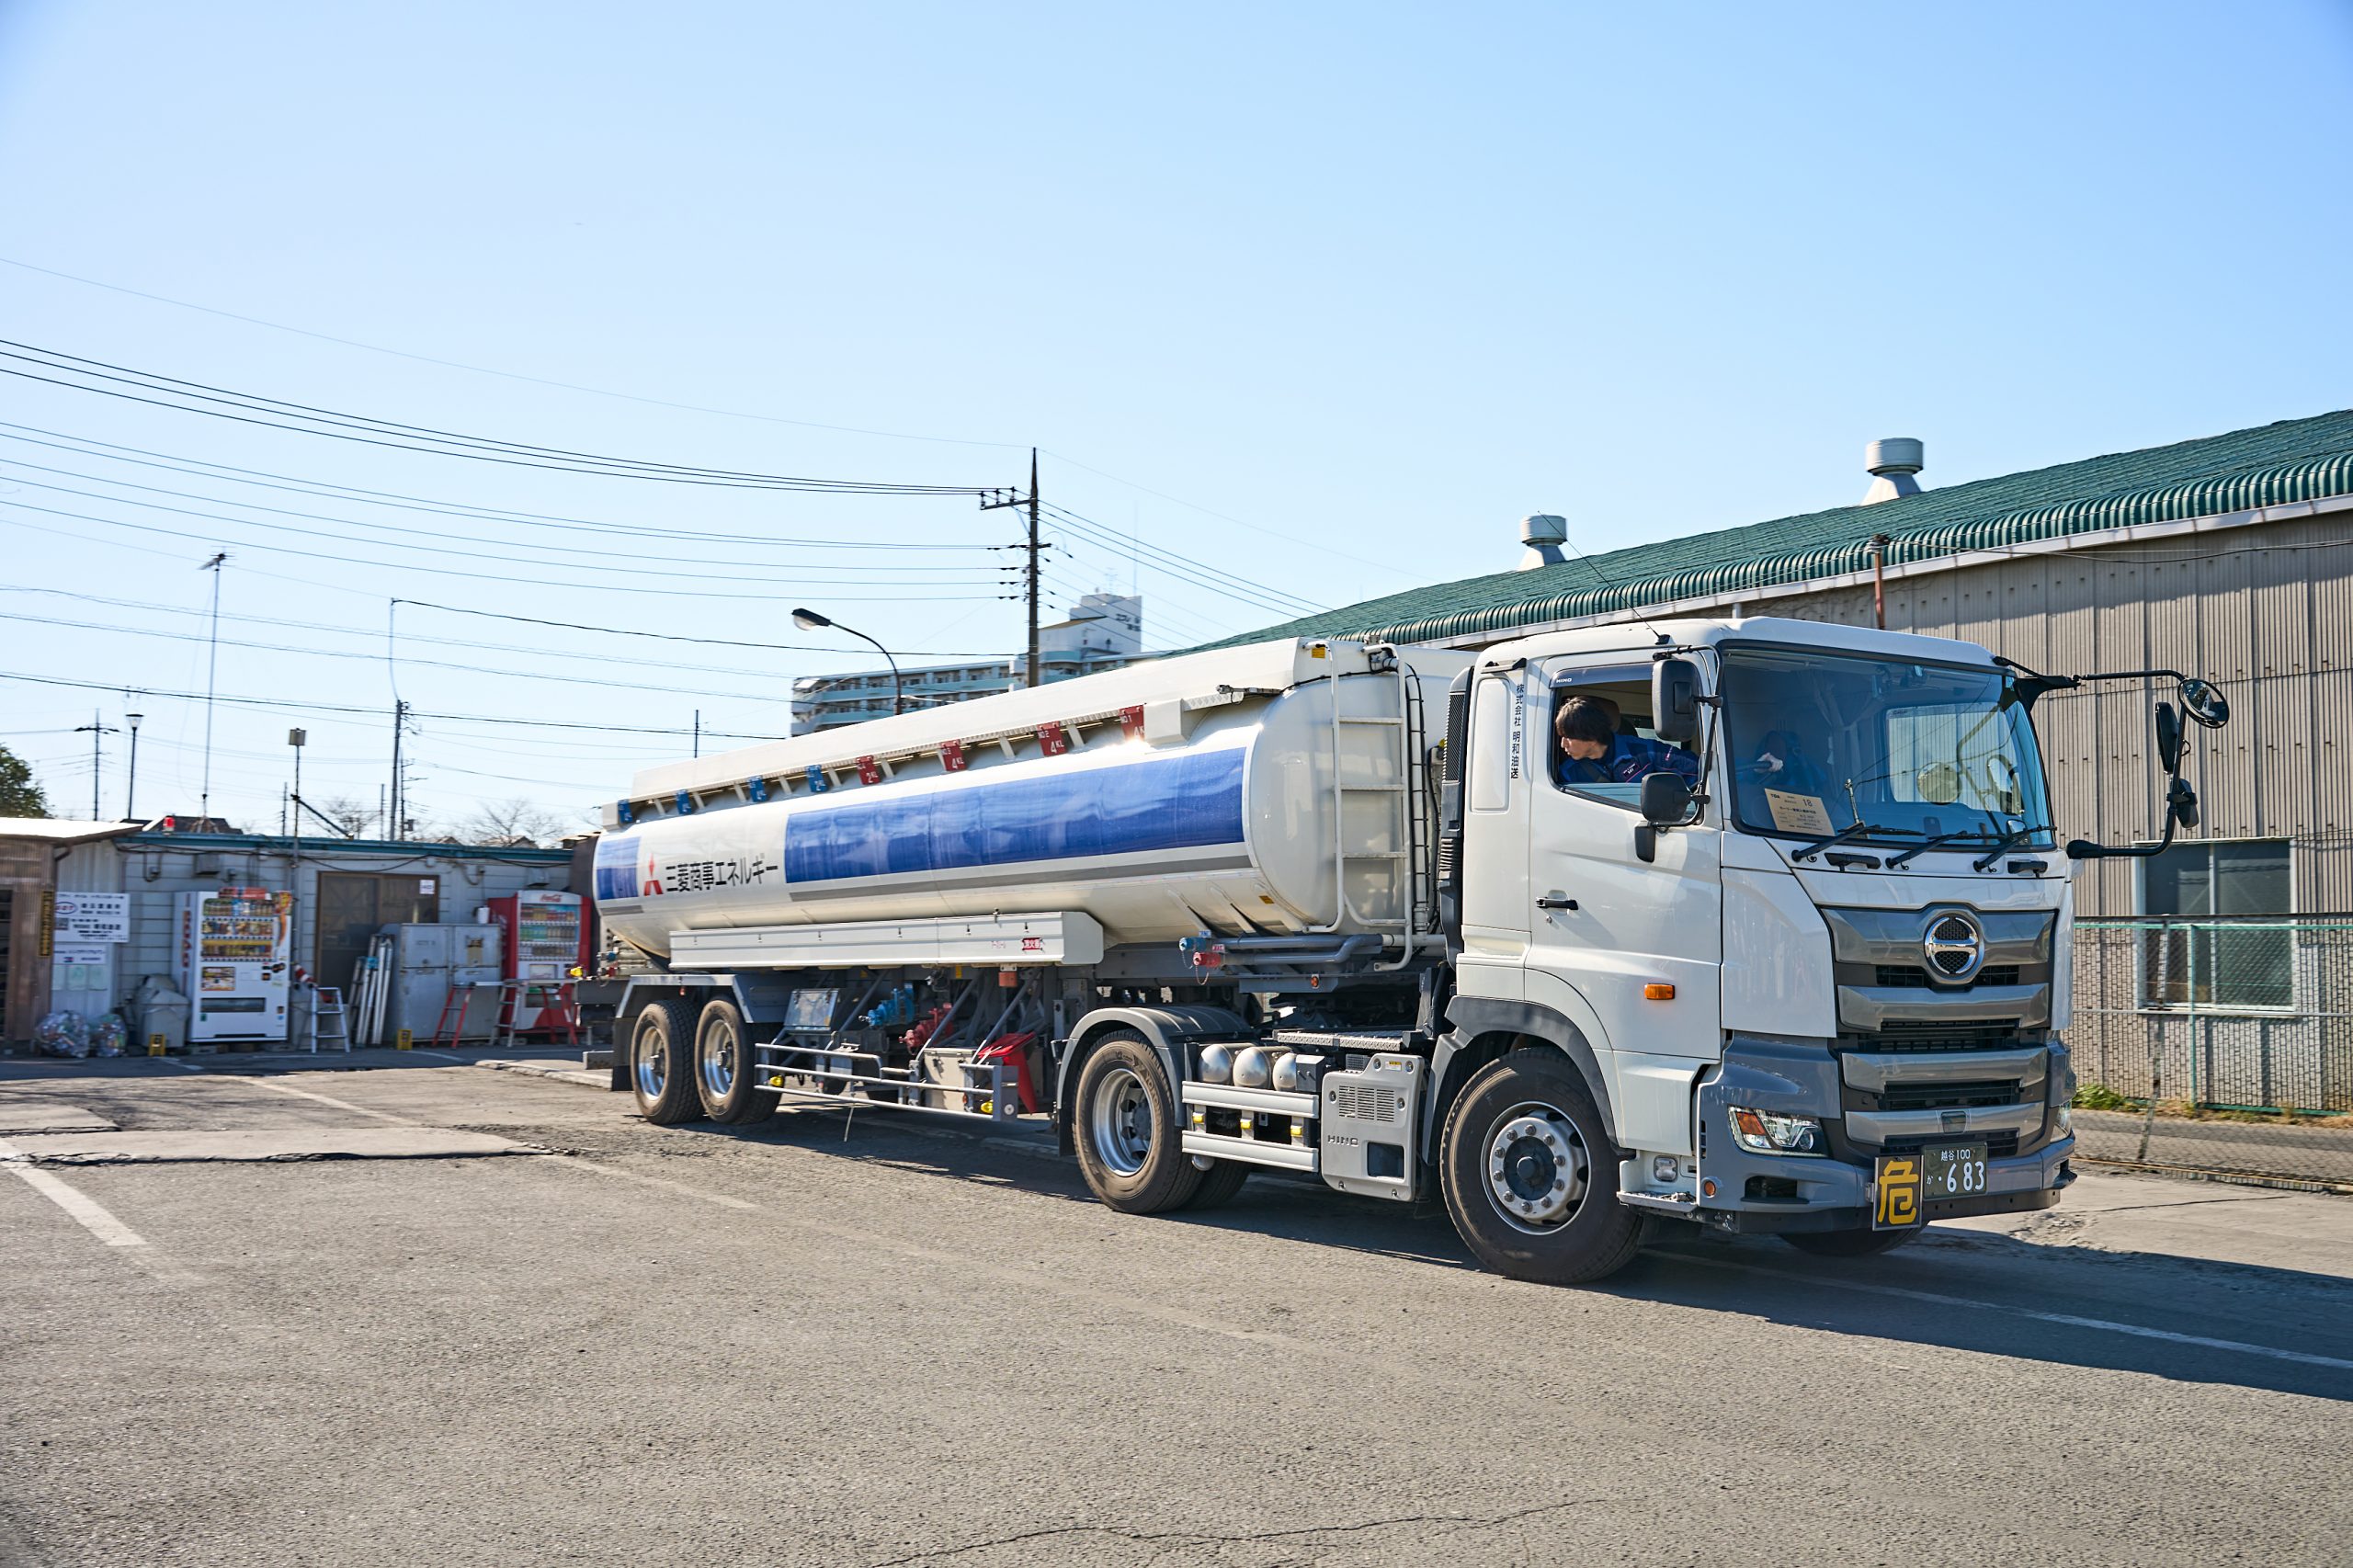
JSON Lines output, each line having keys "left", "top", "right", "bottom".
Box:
{"left": 1923, "top": 911, "right": 1986, "bottom": 983}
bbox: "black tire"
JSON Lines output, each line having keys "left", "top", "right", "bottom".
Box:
{"left": 692, "top": 999, "right": 771, "bottom": 1125}
{"left": 1181, "top": 1160, "right": 1251, "bottom": 1210}
{"left": 1782, "top": 1227, "right": 1919, "bottom": 1258}
{"left": 1071, "top": 1032, "right": 1202, "bottom": 1214}
{"left": 629, "top": 999, "right": 703, "bottom": 1125}
{"left": 1438, "top": 1048, "right": 1643, "bottom": 1286}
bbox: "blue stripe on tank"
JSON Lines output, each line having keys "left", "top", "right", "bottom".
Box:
{"left": 783, "top": 749, "right": 1245, "bottom": 885}
{"left": 592, "top": 833, "right": 638, "bottom": 902}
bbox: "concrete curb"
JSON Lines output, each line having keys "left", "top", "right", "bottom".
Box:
{"left": 472, "top": 1060, "right": 610, "bottom": 1089}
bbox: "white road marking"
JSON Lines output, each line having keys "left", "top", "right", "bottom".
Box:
{"left": 1672, "top": 1253, "right": 2353, "bottom": 1373}
{"left": 546, "top": 1154, "right": 759, "bottom": 1210}
{"left": 0, "top": 1137, "right": 147, "bottom": 1246}
{"left": 192, "top": 1075, "right": 416, "bottom": 1126}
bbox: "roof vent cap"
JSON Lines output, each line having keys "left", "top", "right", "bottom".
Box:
{"left": 1863, "top": 438, "right": 1925, "bottom": 504}
{"left": 1518, "top": 512, "right": 1568, "bottom": 570}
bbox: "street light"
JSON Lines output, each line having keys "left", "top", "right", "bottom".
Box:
{"left": 124, "top": 710, "right": 142, "bottom": 821}
{"left": 792, "top": 607, "right": 903, "bottom": 716}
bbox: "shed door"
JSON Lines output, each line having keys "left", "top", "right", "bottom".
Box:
{"left": 313, "top": 873, "right": 440, "bottom": 993}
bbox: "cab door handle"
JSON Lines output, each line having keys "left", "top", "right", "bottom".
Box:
{"left": 1536, "top": 895, "right": 1579, "bottom": 911}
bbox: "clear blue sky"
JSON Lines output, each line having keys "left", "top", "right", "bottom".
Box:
{"left": 2, "top": 1, "right": 2347, "bottom": 833}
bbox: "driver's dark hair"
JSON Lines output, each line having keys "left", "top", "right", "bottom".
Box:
{"left": 1556, "top": 697, "right": 1617, "bottom": 746}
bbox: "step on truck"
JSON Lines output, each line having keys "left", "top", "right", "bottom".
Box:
{"left": 593, "top": 619, "right": 2227, "bottom": 1285}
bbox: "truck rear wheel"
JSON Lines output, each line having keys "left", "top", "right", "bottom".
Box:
{"left": 693, "top": 999, "right": 770, "bottom": 1125}
{"left": 1438, "top": 1049, "right": 1643, "bottom": 1286}
{"left": 630, "top": 999, "right": 703, "bottom": 1125}
{"left": 1073, "top": 1032, "right": 1202, "bottom": 1214}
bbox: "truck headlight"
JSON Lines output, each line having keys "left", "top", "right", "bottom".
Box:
{"left": 1730, "top": 1107, "right": 1824, "bottom": 1155}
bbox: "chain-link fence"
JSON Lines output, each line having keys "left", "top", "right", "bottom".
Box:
{"left": 2068, "top": 919, "right": 2353, "bottom": 1187}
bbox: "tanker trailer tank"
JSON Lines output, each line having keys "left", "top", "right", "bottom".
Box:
{"left": 591, "top": 639, "right": 1471, "bottom": 963}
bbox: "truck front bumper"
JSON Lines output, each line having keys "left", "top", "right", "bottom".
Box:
{"left": 1687, "top": 1035, "right": 2075, "bottom": 1235}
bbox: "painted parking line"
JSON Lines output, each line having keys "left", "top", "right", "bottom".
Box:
{"left": 0, "top": 1138, "right": 146, "bottom": 1247}
{"left": 1670, "top": 1252, "right": 2353, "bottom": 1373}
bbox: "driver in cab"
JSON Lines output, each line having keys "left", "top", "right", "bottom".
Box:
{"left": 1555, "top": 697, "right": 1699, "bottom": 788}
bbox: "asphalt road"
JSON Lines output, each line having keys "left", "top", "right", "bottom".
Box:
{"left": 3, "top": 1056, "right": 2349, "bottom": 1568}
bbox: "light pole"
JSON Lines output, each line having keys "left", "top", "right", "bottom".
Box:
{"left": 792, "top": 608, "right": 903, "bottom": 716}
{"left": 124, "top": 710, "right": 142, "bottom": 821}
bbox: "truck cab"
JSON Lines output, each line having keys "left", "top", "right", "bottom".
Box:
{"left": 1431, "top": 618, "right": 2074, "bottom": 1275}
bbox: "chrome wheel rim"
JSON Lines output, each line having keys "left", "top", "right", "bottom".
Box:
{"left": 633, "top": 1022, "right": 667, "bottom": 1100}
{"left": 698, "top": 1021, "right": 736, "bottom": 1100}
{"left": 1087, "top": 1065, "right": 1154, "bottom": 1176}
{"left": 1483, "top": 1101, "right": 1589, "bottom": 1235}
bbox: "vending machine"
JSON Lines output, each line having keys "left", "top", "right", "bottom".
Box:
{"left": 176, "top": 887, "right": 294, "bottom": 1043}
{"left": 484, "top": 890, "right": 588, "bottom": 1029}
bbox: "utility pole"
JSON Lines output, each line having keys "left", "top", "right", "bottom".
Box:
{"left": 199, "top": 552, "right": 227, "bottom": 828}
{"left": 389, "top": 699, "right": 408, "bottom": 841}
{"left": 73, "top": 711, "right": 116, "bottom": 820}
{"left": 693, "top": 709, "right": 700, "bottom": 759}
{"left": 978, "top": 451, "right": 1047, "bottom": 687}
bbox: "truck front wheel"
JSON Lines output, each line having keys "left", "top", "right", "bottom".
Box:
{"left": 1782, "top": 1227, "right": 1916, "bottom": 1258}
{"left": 1439, "top": 1049, "right": 1643, "bottom": 1286}
{"left": 1073, "top": 1032, "right": 1203, "bottom": 1214}
{"left": 630, "top": 999, "right": 703, "bottom": 1126}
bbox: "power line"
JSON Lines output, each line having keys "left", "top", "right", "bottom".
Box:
{"left": 0, "top": 254, "right": 1024, "bottom": 451}
{"left": 0, "top": 423, "right": 1004, "bottom": 552}
{"left": 0, "top": 464, "right": 1005, "bottom": 586}
{"left": 0, "top": 669, "right": 789, "bottom": 740}
{"left": 0, "top": 452, "right": 1009, "bottom": 574}
{"left": 0, "top": 340, "right": 999, "bottom": 495}
{"left": 0, "top": 497, "right": 1011, "bottom": 603}
{"left": 1039, "top": 447, "right": 1417, "bottom": 577}
{"left": 0, "top": 609, "right": 802, "bottom": 704}
{"left": 0, "top": 585, "right": 1003, "bottom": 676}
{"left": 1043, "top": 505, "right": 1316, "bottom": 619}
{"left": 1042, "top": 501, "right": 1326, "bottom": 614}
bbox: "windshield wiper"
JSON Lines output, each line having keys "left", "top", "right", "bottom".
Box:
{"left": 1970, "top": 824, "right": 2044, "bottom": 871}
{"left": 1791, "top": 821, "right": 1918, "bottom": 863}
{"left": 1886, "top": 831, "right": 1985, "bottom": 869}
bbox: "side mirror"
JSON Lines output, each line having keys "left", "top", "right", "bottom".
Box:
{"left": 1651, "top": 658, "right": 1701, "bottom": 744}
{"left": 2168, "top": 776, "right": 2200, "bottom": 830}
{"left": 1640, "top": 770, "right": 1693, "bottom": 826}
{"left": 2154, "top": 701, "right": 2184, "bottom": 775}
{"left": 2178, "top": 678, "right": 2230, "bottom": 729}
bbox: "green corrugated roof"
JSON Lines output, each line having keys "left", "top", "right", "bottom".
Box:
{"left": 1199, "top": 409, "right": 2353, "bottom": 650}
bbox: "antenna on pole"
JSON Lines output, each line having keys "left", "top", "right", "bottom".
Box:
{"left": 199, "top": 551, "right": 227, "bottom": 827}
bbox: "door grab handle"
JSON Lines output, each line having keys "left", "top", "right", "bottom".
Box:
{"left": 1536, "top": 896, "right": 1579, "bottom": 911}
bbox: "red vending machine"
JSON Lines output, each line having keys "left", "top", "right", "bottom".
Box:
{"left": 484, "top": 891, "right": 590, "bottom": 1030}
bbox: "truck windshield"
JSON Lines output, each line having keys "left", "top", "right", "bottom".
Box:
{"left": 1716, "top": 644, "right": 2054, "bottom": 851}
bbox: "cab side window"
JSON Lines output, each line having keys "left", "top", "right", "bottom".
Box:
{"left": 1548, "top": 666, "right": 1697, "bottom": 809}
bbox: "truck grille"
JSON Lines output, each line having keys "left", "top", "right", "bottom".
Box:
{"left": 1330, "top": 1084, "right": 1398, "bottom": 1123}
{"left": 1873, "top": 964, "right": 2021, "bottom": 990}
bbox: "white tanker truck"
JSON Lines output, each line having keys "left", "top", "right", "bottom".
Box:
{"left": 594, "top": 617, "right": 2228, "bottom": 1284}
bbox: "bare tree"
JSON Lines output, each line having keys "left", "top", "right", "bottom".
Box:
{"left": 313, "top": 792, "right": 375, "bottom": 837}
{"left": 460, "top": 797, "right": 570, "bottom": 848}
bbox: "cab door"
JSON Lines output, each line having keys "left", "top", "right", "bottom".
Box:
{"left": 1454, "top": 665, "right": 1531, "bottom": 1003}
{"left": 1524, "top": 658, "right": 1723, "bottom": 1149}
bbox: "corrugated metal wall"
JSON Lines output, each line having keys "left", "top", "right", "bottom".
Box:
{"left": 1730, "top": 516, "right": 2353, "bottom": 916}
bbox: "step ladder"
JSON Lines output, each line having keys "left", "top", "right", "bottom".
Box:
{"left": 1324, "top": 658, "right": 1431, "bottom": 955}
{"left": 311, "top": 986, "right": 350, "bottom": 1052}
